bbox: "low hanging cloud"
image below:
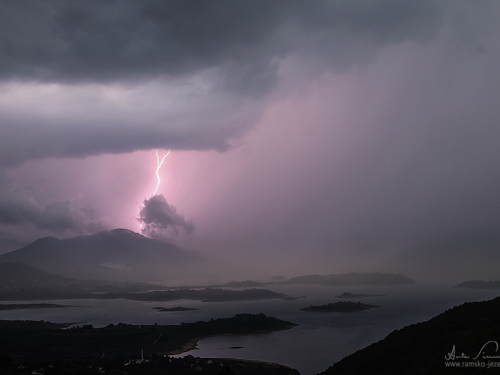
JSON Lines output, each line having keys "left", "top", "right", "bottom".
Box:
{"left": 0, "top": 0, "right": 445, "bottom": 168}
{"left": 138, "top": 195, "right": 194, "bottom": 240}
{"left": 0, "top": 189, "right": 104, "bottom": 232}
{"left": 0, "top": 1, "right": 441, "bottom": 83}
{"left": 0, "top": 186, "right": 107, "bottom": 251}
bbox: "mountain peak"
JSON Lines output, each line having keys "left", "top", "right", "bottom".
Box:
{"left": 32, "top": 236, "right": 60, "bottom": 244}
{"left": 103, "top": 228, "right": 144, "bottom": 237}
{"left": 0, "top": 228, "right": 210, "bottom": 282}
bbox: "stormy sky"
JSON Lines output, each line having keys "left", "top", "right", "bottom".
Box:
{"left": 1, "top": 0, "right": 500, "bottom": 279}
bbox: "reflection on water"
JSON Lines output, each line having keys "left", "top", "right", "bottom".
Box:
{"left": 1, "top": 283, "right": 498, "bottom": 375}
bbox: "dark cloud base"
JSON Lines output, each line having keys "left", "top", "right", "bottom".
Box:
{"left": 0, "top": 0, "right": 444, "bottom": 168}
{"left": 0, "top": 0, "right": 441, "bottom": 83}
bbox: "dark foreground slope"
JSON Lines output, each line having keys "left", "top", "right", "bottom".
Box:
{"left": 320, "top": 296, "right": 500, "bottom": 374}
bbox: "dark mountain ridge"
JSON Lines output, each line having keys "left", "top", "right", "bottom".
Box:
{"left": 0, "top": 229, "right": 212, "bottom": 282}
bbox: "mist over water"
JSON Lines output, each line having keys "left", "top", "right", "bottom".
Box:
{"left": 1, "top": 282, "right": 498, "bottom": 375}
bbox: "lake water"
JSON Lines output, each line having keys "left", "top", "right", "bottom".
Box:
{"left": 1, "top": 282, "right": 498, "bottom": 375}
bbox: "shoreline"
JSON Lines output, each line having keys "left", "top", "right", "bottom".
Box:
{"left": 168, "top": 337, "right": 201, "bottom": 355}
{"left": 168, "top": 325, "right": 297, "bottom": 356}
{"left": 207, "top": 357, "right": 296, "bottom": 370}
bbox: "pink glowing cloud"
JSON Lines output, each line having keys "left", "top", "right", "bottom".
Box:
{"left": 2, "top": 1, "right": 500, "bottom": 279}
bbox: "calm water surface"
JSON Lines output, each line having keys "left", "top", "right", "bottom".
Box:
{"left": 1, "top": 282, "right": 498, "bottom": 375}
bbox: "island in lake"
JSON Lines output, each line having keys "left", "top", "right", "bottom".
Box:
{"left": 300, "top": 301, "right": 380, "bottom": 312}
{"left": 153, "top": 306, "right": 199, "bottom": 312}
{"left": 335, "top": 292, "right": 386, "bottom": 299}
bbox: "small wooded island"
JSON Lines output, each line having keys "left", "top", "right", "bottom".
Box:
{"left": 152, "top": 306, "right": 199, "bottom": 312}
{"left": 300, "top": 301, "right": 380, "bottom": 312}
{"left": 335, "top": 292, "right": 386, "bottom": 299}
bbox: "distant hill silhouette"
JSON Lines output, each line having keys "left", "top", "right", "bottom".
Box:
{"left": 320, "top": 296, "right": 500, "bottom": 374}
{"left": 0, "top": 262, "right": 165, "bottom": 297}
{"left": 289, "top": 272, "right": 415, "bottom": 286}
{"left": 0, "top": 262, "right": 295, "bottom": 302}
{"left": 0, "top": 229, "right": 211, "bottom": 281}
{"left": 0, "top": 262, "right": 70, "bottom": 287}
{"left": 456, "top": 280, "right": 500, "bottom": 289}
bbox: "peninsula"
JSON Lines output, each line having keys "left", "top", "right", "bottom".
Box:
{"left": 0, "top": 314, "right": 297, "bottom": 361}
{"left": 0, "top": 315, "right": 299, "bottom": 375}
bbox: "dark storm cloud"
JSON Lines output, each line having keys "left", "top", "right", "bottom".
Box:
{"left": 0, "top": 0, "right": 441, "bottom": 83}
{"left": 0, "top": 0, "right": 445, "bottom": 168}
{"left": 0, "top": 0, "right": 281, "bottom": 87}
{"left": 0, "top": 186, "right": 106, "bottom": 237}
{"left": 3, "top": 0, "right": 499, "bottom": 277}
{"left": 138, "top": 194, "right": 194, "bottom": 240}
{"left": 0, "top": 109, "right": 255, "bottom": 168}
{"left": 0, "top": 0, "right": 447, "bottom": 171}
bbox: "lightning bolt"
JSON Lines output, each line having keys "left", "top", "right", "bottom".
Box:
{"left": 152, "top": 149, "right": 170, "bottom": 197}
{"left": 125, "top": 151, "right": 138, "bottom": 165}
